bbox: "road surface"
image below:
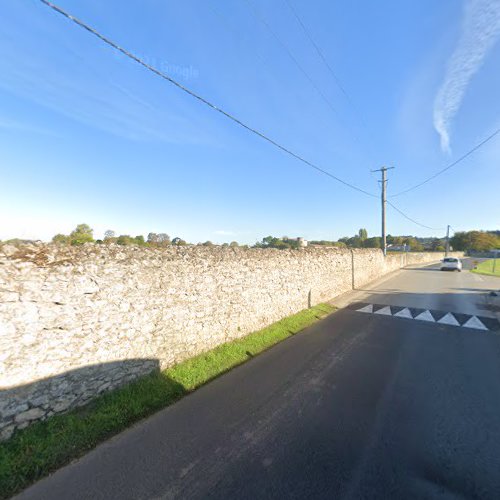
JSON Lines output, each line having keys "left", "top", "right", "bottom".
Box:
{"left": 18, "top": 259, "right": 500, "bottom": 499}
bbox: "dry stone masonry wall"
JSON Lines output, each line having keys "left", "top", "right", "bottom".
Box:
{"left": 0, "top": 243, "right": 461, "bottom": 440}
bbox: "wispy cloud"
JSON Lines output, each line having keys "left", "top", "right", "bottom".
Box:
{"left": 0, "top": 117, "right": 59, "bottom": 137}
{"left": 433, "top": 0, "right": 500, "bottom": 153}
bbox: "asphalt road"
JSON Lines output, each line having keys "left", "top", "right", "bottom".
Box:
{"left": 341, "top": 258, "right": 500, "bottom": 319}
{"left": 18, "top": 260, "right": 500, "bottom": 500}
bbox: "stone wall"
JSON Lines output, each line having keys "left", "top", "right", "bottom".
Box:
{"left": 0, "top": 243, "right": 461, "bottom": 440}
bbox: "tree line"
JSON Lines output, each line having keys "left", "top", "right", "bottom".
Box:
{"left": 311, "top": 229, "right": 500, "bottom": 252}
{"left": 310, "top": 229, "right": 436, "bottom": 252}
{"left": 51, "top": 224, "right": 241, "bottom": 248}
{"left": 450, "top": 231, "right": 500, "bottom": 252}
{"left": 35, "top": 225, "right": 500, "bottom": 253}
{"left": 52, "top": 224, "right": 190, "bottom": 247}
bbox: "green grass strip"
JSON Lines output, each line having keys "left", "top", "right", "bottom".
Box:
{"left": 0, "top": 303, "right": 334, "bottom": 498}
{"left": 471, "top": 259, "right": 500, "bottom": 277}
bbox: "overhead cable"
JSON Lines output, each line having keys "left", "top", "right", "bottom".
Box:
{"left": 244, "top": 0, "right": 339, "bottom": 117}
{"left": 39, "top": 0, "right": 377, "bottom": 198}
{"left": 387, "top": 200, "right": 445, "bottom": 231}
{"left": 247, "top": 0, "right": 375, "bottom": 165}
{"left": 391, "top": 128, "right": 500, "bottom": 197}
{"left": 283, "top": 0, "right": 367, "bottom": 129}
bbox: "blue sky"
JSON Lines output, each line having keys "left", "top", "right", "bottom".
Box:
{"left": 1, "top": 0, "right": 499, "bottom": 244}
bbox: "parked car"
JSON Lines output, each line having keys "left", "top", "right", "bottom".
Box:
{"left": 441, "top": 257, "right": 462, "bottom": 272}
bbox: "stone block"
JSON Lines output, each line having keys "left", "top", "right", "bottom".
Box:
{"left": 15, "top": 407, "right": 45, "bottom": 423}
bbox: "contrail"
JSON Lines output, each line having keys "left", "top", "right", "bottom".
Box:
{"left": 433, "top": 0, "right": 500, "bottom": 153}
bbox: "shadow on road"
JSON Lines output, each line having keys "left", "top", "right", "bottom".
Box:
{"left": 403, "top": 267, "right": 441, "bottom": 272}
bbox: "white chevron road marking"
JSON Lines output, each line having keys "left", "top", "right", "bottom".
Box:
{"left": 438, "top": 313, "right": 460, "bottom": 326}
{"left": 353, "top": 304, "right": 494, "bottom": 332}
{"left": 374, "top": 306, "right": 392, "bottom": 315}
{"left": 394, "top": 308, "right": 413, "bottom": 319}
{"left": 356, "top": 304, "right": 373, "bottom": 313}
{"left": 462, "top": 316, "right": 488, "bottom": 331}
{"left": 414, "top": 310, "right": 435, "bottom": 322}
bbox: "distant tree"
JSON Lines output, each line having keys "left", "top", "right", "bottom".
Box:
{"left": 428, "top": 238, "right": 446, "bottom": 251}
{"left": 358, "top": 228, "right": 368, "bottom": 240}
{"left": 116, "top": 235, "right": 134, "bottom": 245}
{"left": 346, "top": 236, "right": 362, "bottom": 248}
{"left": 202, "top": 241, "right": 214, "bottom": 247}
{"left": 229, "top": 241, "right": 239, "bottom": 247}
{"left": 172, "top": 237, "right": 187, "bottom": 246}
{"left": 309, "top": 240, "right": 346, "bottom": 247}
{"left": 69, "top": 224, "right": 94, "bottom": 245}
{"left": 450, "top": 231, "right": 500, "bottom": 252}
{"left": 450, "top": 232, "right": 467, "bottom": 251}
{"left": 405, "top": 237, "right": 424, "bottom": 252}
{"left": 103, "top": 229, "right": 117, "bottom": 244}
{"left": 157, "top": 233, "right": 170, "bottom": 246}
{"left": 261, "top": 236, "right": 274, "bottom": 247}
{"left": 134, "top": 235, "right": 145, "bottom": 245}
{"left": 147, "top": 233, "right": 159, "bottom": 245}
{"left": 52, "top": 233, "right": 69, "bottom": 244}
{"left": 254, "top": 236, "right": 300, "bottom": 250}
{"left": 221, "top": 243, "right": 229, "bottom": 247}
{"left": 363, "top": 237, "right": 381, "bottom": 249}
{"left": 95, "top": 239, "right": 103, "bottom": 244}
{"left": 387, "top": 235, "right": 405, "bottom": 246}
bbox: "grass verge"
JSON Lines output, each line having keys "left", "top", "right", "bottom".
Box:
{"left": 471, "top": 259, "right": 500, "bottom": 277}
{"left": 0, "top": 303, "right": 334, "bottom": 498}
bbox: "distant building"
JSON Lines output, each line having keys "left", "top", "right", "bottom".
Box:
{"left": 282, "top": 236, "right": 308, "bottom": 247}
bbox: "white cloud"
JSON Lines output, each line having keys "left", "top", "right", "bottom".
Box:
{"left": 433, "top": 0, "right": 500, "bottom": 153}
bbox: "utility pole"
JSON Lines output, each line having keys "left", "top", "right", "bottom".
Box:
{"left": 372, "top": 166, "right": 394, "bottom": 256}
{"left": 445, "top": 225, "right": 450, "bottom": 257}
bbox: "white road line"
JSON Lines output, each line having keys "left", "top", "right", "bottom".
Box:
{"left": 437, "top": 312, "right": 460, "bottom": 326}
{"left": 414, "top": 310, "right": 435, "bottom": 322}
{"left": 462, "top": 316, "right": 489, "bottom": 331}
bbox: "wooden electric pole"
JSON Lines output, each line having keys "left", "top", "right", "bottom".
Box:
{"left": 445, "top": 225, "right": 450, "bottom": 257}
{"left": 372, "top": 166, "right": 394, "bottom": 256}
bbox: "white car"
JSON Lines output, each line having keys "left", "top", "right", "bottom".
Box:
{"left": 440, "top": 257, "right": 462, "bottom": 272}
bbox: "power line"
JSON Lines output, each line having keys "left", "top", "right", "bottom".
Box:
{"left": 391, "top": 128, "right": 500, "bottom": 197}
{"left": 283, "top": 0, "right": 367, "bottom": 129}
{"left": 387, "top": 200, "right": 445, "bottom": 231}
{"left": 207, "top": 3, "right": 270, "bottom": 70}
{"left": 246, "top": 0, "right": 376, "bottom": 168}
{"left": 243, "top": 0, "right": 339, "bottom": 117}
{"left": 282, "top": 0, "right": 377, "bottom": 168}
{"left": 39, "top": 0, "right": 377, "bottom": 198}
